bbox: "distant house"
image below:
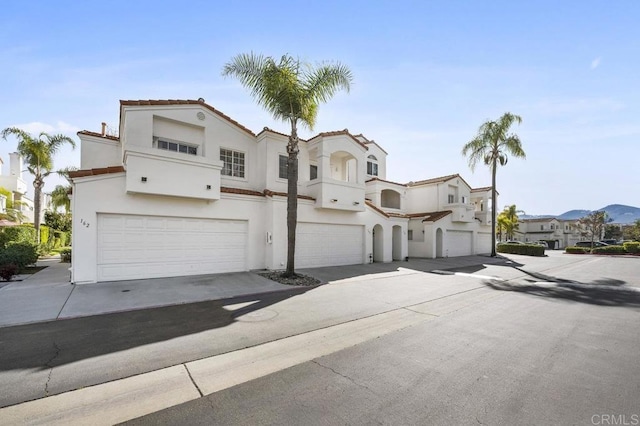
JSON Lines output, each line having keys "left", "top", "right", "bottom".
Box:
{"left": 515, "top": 217, "right": 582, "bottom": 248}
{"left": 69, "top": 99, "right": 495, "bottom": 284}
{"left": 0, "top": 153, "right": 38, "bottom": 224}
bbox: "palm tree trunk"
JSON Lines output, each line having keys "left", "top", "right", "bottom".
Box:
{"left": 34, "top": 178, "right": 43, "bottom": 244}
{"left": 491, "top": 160, "right": 497, "bottom": 257}
{"left": 285, "top": 120, "right": 299, "bottom": 277}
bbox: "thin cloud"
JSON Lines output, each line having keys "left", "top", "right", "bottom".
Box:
{"left": 591, "top": 57, "right": 602, "bottom": 69}
{"left": 9, "top": 121, "right": 80, "bottom": 135}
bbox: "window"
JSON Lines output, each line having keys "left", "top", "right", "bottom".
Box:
{"left": 408, "top": 230, "right": 413, "bottom": 240}
{"left": 157, "top": 139, "right": 197, "bottom": 155}
{"left": 461, "top": 196, "right": 467, "bottom": 204}
{"left": 279, "top": 155, "right": 288, "bottom": 179}
{"left": 220, "top": 149, "right": 245, "bottom": 178}
{"left": 551, "top": 224, "right": 555, "bottom": 230}
{"left": 448, "top": 194, "right": 455, "bottom": 204}
{"left": 540, "top": 225, "right": 544, "bottom": 230}
{"left": 367, "top": 155, "right": 378, "bottom": 176}
{"left": 310, "top": 164, "right": 318, "bottom": 180}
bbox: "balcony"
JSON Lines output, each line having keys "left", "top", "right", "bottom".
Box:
{"left": 444, "top": 202, "right": 476, "bottom": 223}
{"left": 306, "top": 177, "right": 365, "bottom": 212}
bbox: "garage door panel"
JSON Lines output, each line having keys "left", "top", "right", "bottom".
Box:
{"left": 97, "top": 214, "right": 247, "bottom": 282}
{"left": 477, "top": 232, "right": 491, "bottom": 254}
{"left": 296, "top": 223, "right": 364, "bottom": 268}
{"left": 445, "top": 230, "right": 472, "bottom": 257}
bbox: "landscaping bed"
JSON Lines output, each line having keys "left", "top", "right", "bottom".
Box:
{"left": 259, "top": 271, "right": 321, "bottom": 286}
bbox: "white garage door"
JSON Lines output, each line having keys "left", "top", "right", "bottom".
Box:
{"left": 477, "top": 232, "right": 492, "bottom": 254}
{"left": 97, "top": 214, "right": 247, "bottom": 282}
{"left": 296, "top": 223, "right": 364, "bottom": 268}
{"left": 445, "top": 230, "right": 473, "bottom": 257}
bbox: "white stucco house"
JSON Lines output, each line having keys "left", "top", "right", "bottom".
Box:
{"left": 0, "top": 153, "right": 37, "bottom": 224}
{"left": 514, "top": 217, "right": 582, "bottom": 249}
{"left": 69, "top": 99, "right": 494, "bottom": 284}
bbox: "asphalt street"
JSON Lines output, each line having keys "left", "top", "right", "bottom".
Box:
{"left": 126, "top": 252, "right": 640, "bottom": 425}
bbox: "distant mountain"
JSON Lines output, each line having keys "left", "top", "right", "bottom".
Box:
{"left": 557, "top": 209, "right": 591, "bottom": 220}
{"left": 522, "top": 204, "right": 640, "bottom": 224}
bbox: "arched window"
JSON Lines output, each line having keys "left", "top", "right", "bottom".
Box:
{"left": 367, "top": 155, "right": 378, "bottom": 176}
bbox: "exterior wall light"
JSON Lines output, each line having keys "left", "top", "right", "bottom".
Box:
{"left": 141, "top": 177, "right": 147, "bottom": 182}
{"left": 206, "top": 185, "right": 211, "bottom": 190}
{"left": 353, "top": 201, "right": 360, "bottom": 205}
{"left": 330, "top": 199, "right": 338, "bottom": 202}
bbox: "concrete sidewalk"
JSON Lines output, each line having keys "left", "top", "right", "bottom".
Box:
{"left": 0, "top": 255, "right": 510, "bottom": 328}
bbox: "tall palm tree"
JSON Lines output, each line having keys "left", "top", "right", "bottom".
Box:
{"left": 223, "top": 53, "right": 353, "bottom": 276}
{"left": 1, "top": 127, "right": 76, "bottom": 243}
{"left": 462, "top": 113, "right": 525, "bottom": 257}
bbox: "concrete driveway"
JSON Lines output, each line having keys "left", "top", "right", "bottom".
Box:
{"left": 0, "top": 254, "right": 510, "bottom": 328}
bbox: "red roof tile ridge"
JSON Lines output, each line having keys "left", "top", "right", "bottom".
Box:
{"left": 77, "top": 130, "right": 120, "bottom": 141}
{"left": 308, "top": 129, "right": 368, "bottom": 150}
{"left": 68, "top": 166, "right": 125, "bottom": 179}
{"left": 221, "top": 187, "right": 265, "bottom": 197}
{"left": 263, "top": 189, "right": 316, "bottom": 201}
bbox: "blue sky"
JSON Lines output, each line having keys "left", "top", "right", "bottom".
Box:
{"left": 1, "top": 0, "right": 638, "bottom": 215}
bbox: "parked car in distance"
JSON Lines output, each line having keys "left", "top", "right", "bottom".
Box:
{"left": 503, "top": 240, "right": 524, "bottom": 244}
{"left": 575, "top": 241, "right": 609, "bottom": 248}
{"left": 533, "top": 241, "right": 548, "bottom": 248}
{"left": 600, "top": 239, "right": 619, "bottom": 245}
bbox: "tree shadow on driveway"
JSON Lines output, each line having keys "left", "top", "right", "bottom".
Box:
{"left": 483, "top": 266, "right": 640, "bottom": 308}
{"left": 0, "top": 286, "right": 313, "bottom": 374}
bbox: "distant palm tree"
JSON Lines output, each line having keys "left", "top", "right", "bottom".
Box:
{"left": 502, "top": 204, "right": 524, "bottom": 240}
{"left": 462, "top": 113, "right": 525, "bottom": 256}
{"left": 223, "top": 53, "right": 353, "bottom": 276}
{"left": 1, "top": 127, "right": 76, "bottom": 243}
{"left": 49, "top": 166, "right": 78, "bottom": 213}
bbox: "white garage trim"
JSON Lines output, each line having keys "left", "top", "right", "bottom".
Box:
{"left": 296, "top": 223, "right": 365, "bottom": 268}
{"left": 445, "top": 230, "right": 473, "bottom": 257}
{"left": 97, "top": 213, "right": 247, "bottom": 282}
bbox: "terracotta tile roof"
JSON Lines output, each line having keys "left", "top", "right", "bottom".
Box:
{"left": 421, "top": 211, "right": 452, "bottom": 222}
{"left": 471, "top": 186, "right": 492, "bottom": 193}
{"left": 406, "top": 210, "right": 452, "bottom": 222}
{"left": 309, "top": 129, "right": 368, "bottom": 150}
{"left": 520, "top": 217, "right": 558, "bottom": 223}
{"left": 221, "top": 187, "right": 265, "bottom": 197}
{"left": 263, "top": 189, "right": 316, "bottom": 201}
{"left": 120, "top": 99, "right": 256, "bottom": 137}
{"left": 68, "top": 166, "right": 125, "bottom": 179}
{"left": 365, "top": 177, "right": 407, "bottom": 187}
{"left": 365, "top": 200, "right": 389, "bottom": 217}
{"left": 407, "top": 173, "right": 461, "bottom": 187}
{"left": 256, "top": 127, "right": 303, "bottom": 140}
{"left": 77, "top": 130, "right": 120, "bottom": 141}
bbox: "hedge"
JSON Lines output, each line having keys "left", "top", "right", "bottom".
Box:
{"left": 591, "top": 245, "right": 627, "bottom": 255}
{"left": 565, "top": 246, "right": 591, "bottom": 254}
{"left": 623, "top": 242, "right": 640, "bottom": 254}
{"left": 497, "top": 243, "right": 545, "bottom": 256}
{"left": 60, "top": 248, "right": 71, "bottom": 263}
{"left": 0, "top": 226, "right": 36, "bottom": 247}
{"left": 0, "top": 241, "right": 39, "bottom": 270}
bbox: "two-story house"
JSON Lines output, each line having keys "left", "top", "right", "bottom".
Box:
{"left": 0, "top": 153, "right": 37, "bottom": 224}
{"left": 69, "top": 99, "right": 494, "bottom": 284}
{"left": 515, "top": 217, "right": 582, "bottom": 249}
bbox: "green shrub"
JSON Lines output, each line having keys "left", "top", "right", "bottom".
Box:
{"left": 0, "top": 242, "right": 39, "bottom": 270}
{"left": 623, "top": 242, "right": 640, "bottom": 254}
{"left": 0, "top": 226, "right": 36, "bottom": 247}
{"left": 497, "top": 243, "right": 545, "bottom": 256}
{"left": 565, "top": 246, "right": 591, "bottom": 254}
{"left": 52, "top": 230, "right": 69, "bottom": 248}
{"left": 40, "top": 225, "right": 50, "bottom": 245}
{"left": 0, "top": 264, "right": 19, "bottom": 281}
{"left": 60, "top": 248, "right": 71, "bottom": 263}
{"left": 591, "top": 245, "right": 626, "bottom": 254}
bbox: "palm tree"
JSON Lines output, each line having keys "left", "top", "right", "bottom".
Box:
{"left": 462, "top": 113, "right": 525, "bottom": 256}
{"left": 223, "top": 53, "right": 353, "bottom": 276}
{"left": 1, "top": 127, "right": 76, "bottom": 243}
{"left": 496, "top": 211, "right": 508, "bottom": 242}
{"left": 499, "top": 204, "right": 525, "bottom": 240}
{"left": 49, "top": 166, "right": 78, "bottom": 213}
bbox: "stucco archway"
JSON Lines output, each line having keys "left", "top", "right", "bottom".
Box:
{"left": 373, "top": 224, "right": 384, "bottom": 262}
{"left": 436, "top": 228, "right": 443, "bottom": 258}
